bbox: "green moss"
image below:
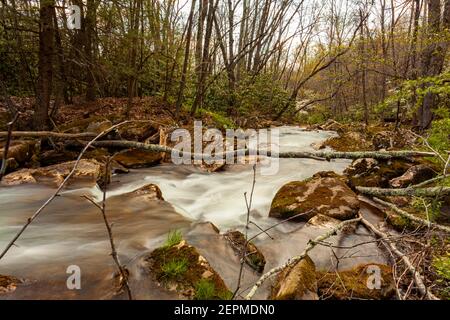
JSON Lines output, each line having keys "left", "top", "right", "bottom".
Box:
{"left": 432, "top": 252, "right": 450, "bottom": 299}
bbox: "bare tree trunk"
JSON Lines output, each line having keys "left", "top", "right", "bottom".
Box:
{"left": 175, "top": 0, "right": 197, "bottom": 118}
{"left": 34, "top": 0, "right": 55, "bottom": 130}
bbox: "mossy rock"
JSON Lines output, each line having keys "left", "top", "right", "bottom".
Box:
{"left": 269, "top": 171, "right": 359, "bottom": 221}
{"left": 346, "top": 160, "right": 412, "bottom": 188}
{"left": 317, "top": 264, "right": 395, "bottom": 300}
{"left": 146, "top": 240, "right": 231, "bottom": 300}
{"left": 270, "top": 255, "right": 318, "bottom": 300}
{"left": 224, "top": 230, "right": 266, "bottom": 273}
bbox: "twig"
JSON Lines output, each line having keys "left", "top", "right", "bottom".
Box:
{"left": 0, "top": 120, "right": 139, "bottom": 261}
{"left": 372, "top": 197, "right": 450, "bottom": 233}
{"left": 84, "top": 157, "right": 133, "bottom": 299}
{"left": 0, "top": 112, "right": 19, "bottom": 181}
{"left": 245, "top": 217, "right": 362, "bottom": 300}
{"left": 360, "top": 218, "right": 438, "bottom": 300}
{"left": 232, "top": 164, "right": 257, "bottom": 299}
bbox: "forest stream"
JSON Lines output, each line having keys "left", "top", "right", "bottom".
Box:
{"left": 0, "top": 127, "right": 390, "bottom": 299}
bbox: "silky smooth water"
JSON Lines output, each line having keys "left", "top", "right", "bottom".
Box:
{"left": 0, "top": 127, "right": 388, "bottom": 299}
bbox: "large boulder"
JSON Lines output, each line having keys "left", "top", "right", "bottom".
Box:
{"left": 145, "top": 238, "right": 232, "bottom": 300}
{"left": 317, "top": 263, "right": 395, "bottom": 300}
{"left": 269, "top": 171, "right": 360, "bottom": 221}
{"left": 114, "top": 149, "right": 163, "bottom": 168}
{"left": 224, "top": 230, "right": 266, "bottom": 273}
{"left": 1, "top": 159, "right": 102, "bottom": 187}
{"left": 270, "top": 255, "right": 318, "bottom": 300}
{"left": 389, "top": 164, "right": 436, "bottom": 188}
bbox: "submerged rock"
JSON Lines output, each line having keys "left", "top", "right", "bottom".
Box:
{"left": 389, "top": 164, "right": 436, "bottom": 188}
{"left": 224, "top": 230, "right": 266, "bottom": 273}
{"left": 1, "top": 159, "right": 102, "bottom": 187}
{"left": 317, "top": 263, "right": 395, "bottom": 300}
{"left": 114, "top": 149, "right": 163, "bottom": 168}
{"left": 145, "top": 239, "right": 232, "bottom": 300}
{"left": 0, "top": 274, "right": 22, "bottom": 295}
{"left": 269, "top": 171, "right": 359, "bottom": 221}
{"left": 270, "top": 255, "right": 318, "bottom": 300}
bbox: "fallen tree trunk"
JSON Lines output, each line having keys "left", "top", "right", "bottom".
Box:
{"left": 0, "top": 131, "right": 98, "bottom": 139}
{"left": 245, "top": 217, "right": 362, "bottom": 300}
{"left": 356, "top": 186, "right": 450, "bottom": 197}
{"left": 73, "top": 139, "right": 436, "bottom": 161}
{"left": 361, "top": 218, "right": 438, "bottom": 300}
{"left": 372, "top": 197, "right": 450, "bottom": 233}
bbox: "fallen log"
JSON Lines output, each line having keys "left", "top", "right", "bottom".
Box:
{"left": 356, "top": 186, "right": 450, "bottom": 197}
{"left": 372, "top": 197, "right": 450, "bottom": 233}
{"left": 73, "top": 139, "right": 436, "bottom": 161}
{"left": 244, "top": 217, "right": 362, "bottom": 300}
{"left": 361, "top": 218, "right": 438, "bottom": 300}
{"left": 0, "top": 131, "right": 98, "bottom": 139}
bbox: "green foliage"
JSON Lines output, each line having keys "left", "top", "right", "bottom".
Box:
{"left": 163, "top": 230, "right": 182, "bottom": 248}
{"left": 428, "top": 118, "right": 450, "bottom": 156}
{"left": 194, "top": 279, "right": 217, "bottom": 300}
{"left": 161, "top": 258, "right": 188, "bottom": 279}
{"left": 203, "top": 73, "right": 292, "bottom": 118}
{"left": 198, "top": 109, "right": 236, "bottom": 129}
{"left": 376, "top": 72, "right": 450, "bottom": 119}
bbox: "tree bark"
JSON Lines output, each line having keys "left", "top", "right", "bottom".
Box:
{"left": 34, "top": 0, "right": 55, "bottom": 130}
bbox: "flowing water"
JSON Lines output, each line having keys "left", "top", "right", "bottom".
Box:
{"left": 0, "top": 127, "right": 388, "bottom": 299}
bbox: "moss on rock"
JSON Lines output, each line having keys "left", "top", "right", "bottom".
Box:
{"left": 317, "top": 264, "right": 395, "bottom": 300}
{"left": 269, "top": 171, "right": 359, "bottom": 221}
{"left": 146, "top": 239, "right": 231, "bottom": 300}
{"left": 270, "top": 255, "right": 318, "bottom": 300}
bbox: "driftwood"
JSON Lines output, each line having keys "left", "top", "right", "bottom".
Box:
{"left": 372, "top": 197, "right": 450, "bottom": 233}
{"left": 244, "top": 217, "right": 362, "bottom": 300}
{"left": 356, "top": 186, "right": 450, "bottom": 197}
{"left": 361, "top": 218, "right": 438, "bottom": 300}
